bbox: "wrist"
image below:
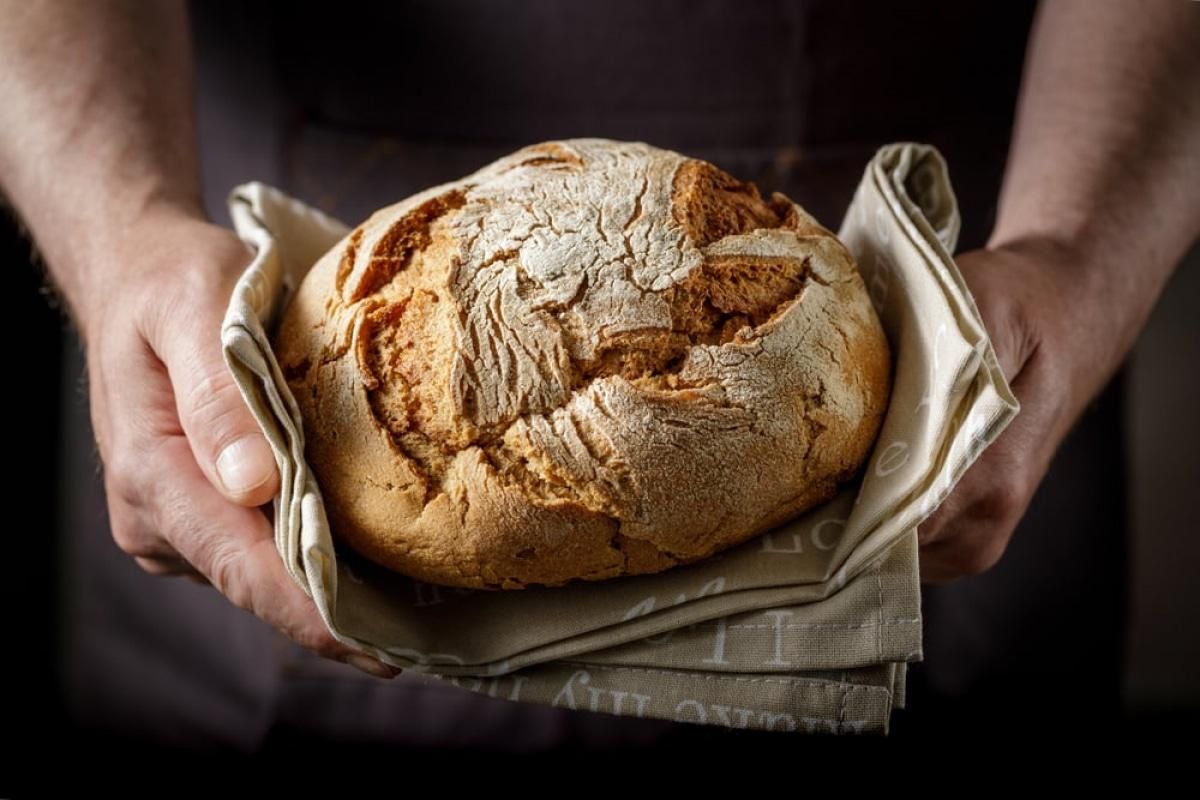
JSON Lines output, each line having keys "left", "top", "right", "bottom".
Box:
{"left": 36, "top": 195, "right": 208, "bottom": 336}
{"left": 981, "top": 234, "right": 1135, "bottom": 407}
{"left": 52, "top": 178, "right": 205, "bottom": 264}
{"left": 988, "top": 190, "right": 1187, "bottom": 396}
{"left": 74, "top": 207, "right": 249, "bottom": 348}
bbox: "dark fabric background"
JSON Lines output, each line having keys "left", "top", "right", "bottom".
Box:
{"left": 11, "top": 2, "right": 1182, "bottom": 771}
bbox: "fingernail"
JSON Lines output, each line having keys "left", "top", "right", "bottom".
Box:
{"left": 216, "top": 434, "right": 275, "bottom": 497}
{"left": 346, "top": 654, "right": 401, "bottom": 679}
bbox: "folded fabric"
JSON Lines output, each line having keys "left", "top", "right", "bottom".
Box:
{"left": 221, "top": 142, "right": 1018, "bottom": 735}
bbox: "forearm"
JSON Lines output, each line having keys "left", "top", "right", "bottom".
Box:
{"left": 0, "top": 0, "right": 200, "bottom": 328}
{"left": 990, "top": 0, "right": 1200, "bottom": 392}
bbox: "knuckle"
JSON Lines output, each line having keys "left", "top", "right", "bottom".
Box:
{"left": 977, "top": 477, "right": 1030, "bottom": 524}
{"left": 184, "top": 369, "right": 238, "bottom": 425}
{"left": 951, "top": 540, "right": 1007, "bottom": 577}
{"left": 273, "top": 593, "right": 340, "bottom": 656}
{"left": 183, "top": 370, "right": 253, "bottom": 454}
{"left": 104, "top": 443, "right": 151, "bottom": 509}
{"left": 289, "top": 624, "right": 342, "bottom": 659}
{"left": 109, "top": 520, "right": 142, "bottom": 557}
{"left": 205, "top": 538, "right": 251, "bottom": 610}
{"left": 107, "top": 507, "right": 163, "bottom": 560}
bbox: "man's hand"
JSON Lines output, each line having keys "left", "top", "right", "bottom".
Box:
{"left": 917, "top": 241, "right": 1092, "bottom": 584}
{"left": 916, "top": 0, "right": 1200, "bottom": 584}
{"left": 83, "top": 207, "right": 399, "bottom": 679}
{"left": 0, "top": 0, "right": 403, "bottom": 679}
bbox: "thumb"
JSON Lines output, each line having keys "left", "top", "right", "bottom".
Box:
{"left": 171, "top": 318, "right": 280, "bottom": 506}
{"left": 152, "top": 262, "right": 281, "bottom": 507}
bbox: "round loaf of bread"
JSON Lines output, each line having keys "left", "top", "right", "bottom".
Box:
{"left": 274, "top": 139, "right": 891, "bottom": 590}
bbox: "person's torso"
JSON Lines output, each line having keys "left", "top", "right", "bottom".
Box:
{"left": 195, "top": 0, "right": 1035, "bottom": 244}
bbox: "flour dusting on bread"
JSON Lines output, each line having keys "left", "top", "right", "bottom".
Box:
{"left": 274, "top": 139, "right": 891, "bottom": 589}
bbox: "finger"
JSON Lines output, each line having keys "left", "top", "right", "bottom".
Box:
{"left": 106, "top": 481, "right": 190, "bottom": 562}
{"left": 918, "top": 254, "right": 1012, "bottom": 548}
{"left": 916, "top": 428, "right": 1029, "bottom": 549}
{"left": 134, "top": 555, "right": 206, "bottom": 579}
{"left": 150, "top": 433, "right": 396, "bottom": 676}
{"left": 916, "top": 474, "right": 973, "bottom": 547}
{"left": 151, "top": 265, "right": 281, "bottom": 507}
{"left": 916, "top": 334, "right": 1063, "bottom": 579}
{"left": 952, "top": 249, "right": 1042, "bottom": 384}
{"left": 916, "top": 389, "right": 1031, "bottom": 558}
{"left": 918, "top": 555, "right": 966, "bottom": 586}
{"left": 918, "top": 511, "right": 1014, "bottom": 584}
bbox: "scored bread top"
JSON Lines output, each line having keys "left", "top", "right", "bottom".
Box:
{"left": 274, "top": 139, "right": 891, "bottom": 589}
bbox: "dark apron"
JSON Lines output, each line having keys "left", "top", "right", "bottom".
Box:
{"left": 64, "top": 0, "right": 1126, "bottom": 749}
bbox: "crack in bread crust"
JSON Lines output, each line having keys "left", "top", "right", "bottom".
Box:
{"left": 361, "top": 156, "right": 820, "bottom": 513}
{"left": 275, "top": 139, "right": 892, "bottom": 589}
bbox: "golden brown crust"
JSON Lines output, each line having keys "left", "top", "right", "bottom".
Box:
{"left": 274, "top": 139, "right": 892, "bottom": 589}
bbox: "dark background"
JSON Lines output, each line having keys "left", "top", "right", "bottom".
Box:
{"left": 6, "top": 0, "right": 1198, "bottom": 777}
{"left": 10, "top": 165, "right": 1198, "bottom": 777}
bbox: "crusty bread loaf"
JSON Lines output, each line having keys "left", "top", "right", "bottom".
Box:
{"left": 273, "top": 139, "right": 891, "bottom": 590}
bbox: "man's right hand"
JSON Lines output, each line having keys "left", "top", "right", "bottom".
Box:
{"left": 83, "top": 207, "right": 399, "bottom": 679}
{"left": 0, "top": 0, "right": 399, "bottom": 680}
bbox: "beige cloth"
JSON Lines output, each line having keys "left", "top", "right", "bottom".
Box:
{"left": 221, "top": 142, "right": 1018, "bottom": 735}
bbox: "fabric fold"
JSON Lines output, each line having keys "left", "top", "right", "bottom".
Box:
{"left": 221, "top": 142, "right": 1018, "bottom": 734}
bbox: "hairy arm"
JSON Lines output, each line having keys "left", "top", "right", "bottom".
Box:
{"left": 919, "top": 0, "right": 1200, "bottom": 581}
{"left": 0, "top": 0, "right": 200, "bottom": 328}
{"left": 0, "top": 0, "right": 394, "bottom": 676}
{"left": 990, "top": 0, "right": 1200, "bottom": 396}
